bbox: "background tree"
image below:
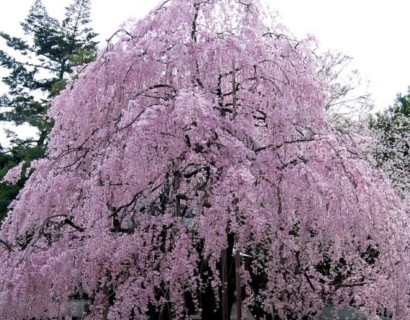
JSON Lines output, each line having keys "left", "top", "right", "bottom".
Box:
{"left": 0, "top": 0, "right": 97, "bottom": 146}
{"left": 0, "top": 0, "right": 98, "bottom": 221}
{"left": 0, "top": 0, "right": 409, "bottom": 319}
{"left": 371, "top": 89, "right": 410, "bottom": 196}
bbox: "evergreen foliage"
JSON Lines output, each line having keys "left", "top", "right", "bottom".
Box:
{"left": 0, "top": 0, "right": 98, "bottom": 220}
{"left": 0, "top": 0, "right": 98, "bottom": 144}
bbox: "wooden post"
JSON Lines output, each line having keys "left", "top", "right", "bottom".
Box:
{"left": 235, "top": 237, "right": 242, "bottom": 320}
{"left": 176, "top": 196, "right": 181, "bottom": 217}
{"left": 221, "top": 248, "right": 230, "bottom": 320}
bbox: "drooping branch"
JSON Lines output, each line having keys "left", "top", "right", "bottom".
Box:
{"left": 62, "top": 218, "right": 85, "bottom": 232}
{"left": 191, "top": 3, "right": 200, "bottom": 42}
{"left": 232, "top": 59, "right": 237, "bottom": 119}
{"left": 0, "top": 239, "right": 13, "bottom": 252}
{"left": 254, "top": 137, "right": 318, "bottom": 153}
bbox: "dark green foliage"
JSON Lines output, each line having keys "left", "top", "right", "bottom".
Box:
{"left": 371, "top": 89, "right": 410, "bottom": 133}
{"left": 0, "top": 0, "right": 98, "bottom": 221}
{"left": 0, "top": 0, "right": 98, "bottom": 140}
{"left": 0, "top": 143, "right": 45, "bottom": 222}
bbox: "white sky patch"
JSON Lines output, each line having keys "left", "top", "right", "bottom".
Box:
{"left": 1, "top": 0, "right": 410, "bottom": 145}
{"left": 270, "top": 0, "right": 410, "bottom": 112}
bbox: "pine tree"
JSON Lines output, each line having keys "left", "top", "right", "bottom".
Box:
{"left": 0, "top": 0, "right": 98, "bottom": 221}
{"left": 0, "top": 0, "right": 98, "bottom": 147}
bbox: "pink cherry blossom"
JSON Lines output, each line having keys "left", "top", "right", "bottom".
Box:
{"left": 0, "top": 0, "right": 409, "bottom": 319}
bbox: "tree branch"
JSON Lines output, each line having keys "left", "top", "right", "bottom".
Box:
{"left": 0, "top": 239, "right": 13, "bottom": 252}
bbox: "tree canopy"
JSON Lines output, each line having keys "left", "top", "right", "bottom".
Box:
{"left": 372, "top": 89, "right": 410, "bottom": 196}
{"left": 0, "top": 1, "right": 409, "bottom": 319}
{"left": 0, "top": 0, "right": 98, "bottom": 222}
{"left": 0, "top": 0, "right": 97, "bottom": 146}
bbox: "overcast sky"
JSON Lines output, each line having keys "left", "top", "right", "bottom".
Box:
{"left": 1, "top": 0, "right": 410, "bottom": 143}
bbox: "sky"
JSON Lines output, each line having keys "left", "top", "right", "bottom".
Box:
{"left": 0, "top": 0, "right": 410, "bottom": 143}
